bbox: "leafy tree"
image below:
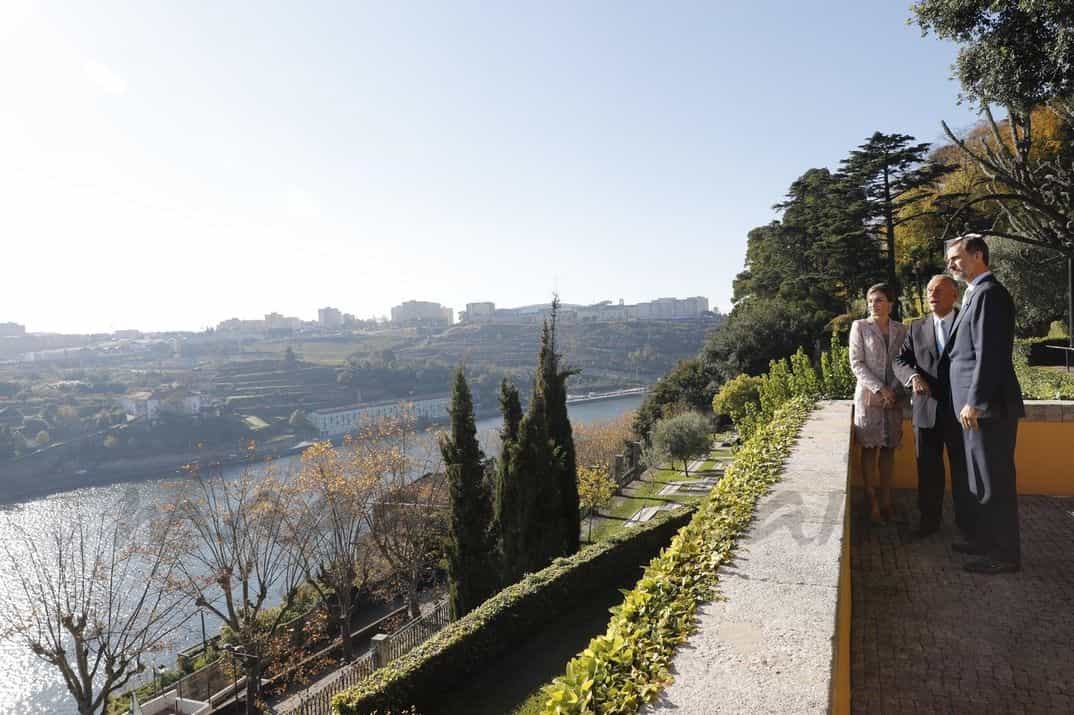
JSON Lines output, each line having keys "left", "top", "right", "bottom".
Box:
{"left": 704, "top": 298, "right": 830, "bottom": 382}
{"left": 441, "top": 369, "right": 498, "bottom": 619}
{"left": 651, "top": 412, "right": 711, "bottom": 478}
{"left": 911, "top": 1, "right": 1074, "bottom": 113}
{"left": 577, "top": 465, "right": 616, "bottom": 543}
{"left": 34, "top": 430, "right": 50, "bottom": 446}
{"left": 356, "top": 412, "right": 447, "bottom": 619}
{"left": 634, "top": 356, "right": 720, "bottom": 440}
{"left": 170, "top": 465, "right": 310, "bottom": 711}
{"left": 989, "top": 237, "right": 1070, "bottom": 335}
{"left": 839, "top": 132, "right": 951, "bottom": 309}
{"left": 293, "top": 440, "right": 377, "bottom": 661}
{"left": 712, "top": 374, "right": 763, "bottom": 426}
{"left": 913, "top": 0, "right": 1074, "bottom": 341}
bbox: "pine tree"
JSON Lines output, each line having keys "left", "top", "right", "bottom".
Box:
{"left": 441, "top": 368, "right": 497, "bottom": 619}
{"left": 839, "top": 132, "right": 951, "bottom": 312}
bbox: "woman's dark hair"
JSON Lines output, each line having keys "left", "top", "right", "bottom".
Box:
{"left": 866, "top": 282, "right": 895, "bottom": 303}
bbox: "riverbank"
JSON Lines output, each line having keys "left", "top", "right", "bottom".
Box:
{"left": 0, "top": 390, "right": 648, "bottom": 505}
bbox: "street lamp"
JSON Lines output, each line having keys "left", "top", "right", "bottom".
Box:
{"left": 155, "top": 664, "right": 167, "bottom": 696}
{"left": 223, "top": 644, "right": 256, "bottom": 715}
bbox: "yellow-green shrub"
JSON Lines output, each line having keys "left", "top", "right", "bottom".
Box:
{"left": 541, "top": 396, "right": 812, "bottom": 714}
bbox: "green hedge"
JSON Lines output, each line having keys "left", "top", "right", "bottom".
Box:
{"left": 541, "top": 396, "right": 813, "bottom": 714}
{"left": 1016, "top": 336, "right": 1072, "bottom": 366}
{"left": 332, "top": 506, "right": 696, "bottom": 715}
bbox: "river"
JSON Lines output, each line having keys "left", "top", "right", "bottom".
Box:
{"left": 0, "top": 394, "right": 644, "bottom": 714}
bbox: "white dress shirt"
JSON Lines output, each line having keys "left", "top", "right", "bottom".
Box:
{"left": 963, "top": 270, "right": 992, "bottom": 295}
{"left": 933, "top": 310, "right": 955, "bottom": 354}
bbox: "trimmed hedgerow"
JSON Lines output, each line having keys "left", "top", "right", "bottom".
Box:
{"left": 540, "top": 396, "right": 813, "bottom": 714}
{"left": 332, "top": 506, "right": 696, "bottom": 715}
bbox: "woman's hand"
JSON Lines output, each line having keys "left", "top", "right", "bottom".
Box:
{"left": 878, "top": 386, "right": 897, "bottom": 408}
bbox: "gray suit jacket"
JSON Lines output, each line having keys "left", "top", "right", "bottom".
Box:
{"left": 893, "top": 310, "right": 957, "bottom": 429}
{"left": 945, "top": 274, "right": 1025, "bottom": 421}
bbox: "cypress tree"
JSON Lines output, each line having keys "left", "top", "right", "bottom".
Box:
{"left": 520, "top": 393, "right": 564, "bottom": 569}
{"left": 494, "top": 380, "right": 536, "bottom": 584}
{"left": 534, "top": 300, "right": 581, "bottom": 555}
{"left": 441, "top": 368, "right": 496, "bottom": 619}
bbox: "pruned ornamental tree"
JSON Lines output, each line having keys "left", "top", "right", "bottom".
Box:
{"left": 651, "top": 412, "right": 711, "bottom": 478}
{"left": 913, "top": 0, "right": 1074, "bottom": 344}
{"left": 0, "top": 505, "right": 191, "bottom": 715}
{"left": 169, "top": 465, "right": 310, "bottom": 713}
{"left": 441, "top": 368, "right": 498, "bottom": 619}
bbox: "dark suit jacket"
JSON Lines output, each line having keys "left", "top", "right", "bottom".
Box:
{"left": 945, "top": 274, "right": 1025, "bottom": 421}
{"left": 893, "top": 309, "right": 958, "bottom": 429}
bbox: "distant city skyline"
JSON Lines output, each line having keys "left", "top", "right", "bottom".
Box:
{"left": 2, "top": 293, "right": 715, "bottom": 335}
{"left": 1, "top": 2, "right": 981, "bottom": 334}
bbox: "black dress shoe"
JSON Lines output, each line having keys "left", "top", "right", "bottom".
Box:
{"left": 951, "top": 541, "right": 987, "bottom": 555}
{"left": 963, "top": 557, "right": 1020, "bottom": 575}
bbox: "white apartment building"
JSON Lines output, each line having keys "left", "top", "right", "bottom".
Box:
{"left": 461, "top": 302, "right": 496, "bottom": 322}
{"left": 318, "top": 307, "right": 343, "bottom": 328}
{"left": 307, "top": 395, "right": 452, "bottom": 438}
{"left": 390, "top": 301, "right": 453, "bottom": 326}
{"left": 118, "top": 389, "right": 203, "bottom": 422}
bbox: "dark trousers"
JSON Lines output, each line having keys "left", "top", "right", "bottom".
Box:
{"left": 964, "top": 419, "right": 1021, "bottom": 564}
{"left": 914, "top": 411, "right": 976, "bottom": 535}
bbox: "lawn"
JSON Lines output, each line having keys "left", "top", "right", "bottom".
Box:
{"left": 585, "top": 440, "right": 734, "bottom": 544}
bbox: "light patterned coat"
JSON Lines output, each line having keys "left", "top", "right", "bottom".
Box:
{"left": 849, "top": 317, "right": 909, "bottom": 449}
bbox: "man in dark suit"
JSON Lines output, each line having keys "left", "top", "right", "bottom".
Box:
{"left": 944, "top": 234, "right": 1025, "bottom": 574}
{"left": 893, "top": 274, "right": 975, "bottom": 540}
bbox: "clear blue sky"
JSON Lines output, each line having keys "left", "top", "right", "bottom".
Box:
{"left": 0, "top": 1, "right": 980, "bottom": 334}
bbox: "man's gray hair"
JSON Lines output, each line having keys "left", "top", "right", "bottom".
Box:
{"left": 928, "top": 274, "right": 959, "bottom": 292}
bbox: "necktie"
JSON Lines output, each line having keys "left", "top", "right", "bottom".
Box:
{"left": 937, "top": 318, "right": 947, "bottom": 353}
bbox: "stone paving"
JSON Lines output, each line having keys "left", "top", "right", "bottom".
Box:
{"left": 851, "top": 488, "right": 1074, "bottom": 714}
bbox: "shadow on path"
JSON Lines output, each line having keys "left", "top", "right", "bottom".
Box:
{"left": 434, "top": 584, "right": 626, "bottom": 715}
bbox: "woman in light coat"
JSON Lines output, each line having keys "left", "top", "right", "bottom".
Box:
{"left": 849, "top": 283, "right": 908, "bottom": 525}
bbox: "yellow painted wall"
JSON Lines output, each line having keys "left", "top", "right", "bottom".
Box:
{"left": 831, "top": 509, "right": 852, "bottom": 715}
{"left": 850, "top": 419, "right": 1074, "bottom": 496}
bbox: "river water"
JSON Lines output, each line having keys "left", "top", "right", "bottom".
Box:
{"left": 0, "top": 394, "right": 643, "bottom": 714}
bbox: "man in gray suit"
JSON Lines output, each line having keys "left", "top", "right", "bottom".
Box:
{"left": 944, "top": 234, "right": 1025, "bottom": 574}
{"left": 893, "top": 274, "right": 975, "bottom": 540}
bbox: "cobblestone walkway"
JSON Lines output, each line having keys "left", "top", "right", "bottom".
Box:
{"left": 851, "top": 489, "right": 1074, "bottom": 714}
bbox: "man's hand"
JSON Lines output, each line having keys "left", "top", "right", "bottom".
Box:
{"left": 960, "top": 404, "right": 981, "bottom": 430}
{"left": 909, "top": 375, "right": 930, "bottom": 396}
